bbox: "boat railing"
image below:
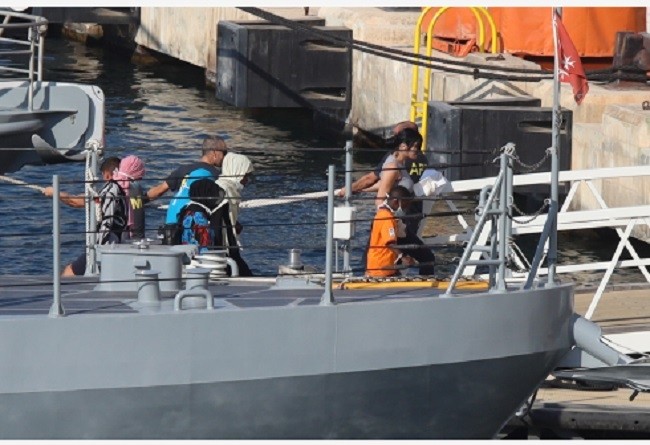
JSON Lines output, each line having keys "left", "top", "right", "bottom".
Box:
{"left": 0, "top": 9, "right": 48, "bottom": 110}
{"left": 425, "top": 164, "right": 650, "bottom": 318}
{"left": 33, "top": 136, "right": 650, "bottom": 314}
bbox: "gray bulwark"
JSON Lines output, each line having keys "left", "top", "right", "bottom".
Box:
{"left": 0, "top": 276, "right": 574, "bottom": 439}
{"left": 0, "top": 81, "right": 104, "bottom": 174}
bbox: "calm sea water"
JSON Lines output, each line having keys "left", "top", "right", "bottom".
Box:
{"left": 0, "top": 36, "right": 646, "bottom": 286}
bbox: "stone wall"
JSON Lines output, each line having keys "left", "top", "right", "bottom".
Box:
{"left": 572, "top": 105, "right": 650, "bottom": 240}
{"left": 135, "top": 7, "right": 309, "bottom": 83}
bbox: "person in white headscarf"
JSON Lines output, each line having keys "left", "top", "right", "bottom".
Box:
{"left": 215, "top": 152, "right": 254, "bottom": 242}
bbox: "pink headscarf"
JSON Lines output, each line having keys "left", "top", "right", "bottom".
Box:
{"left": 113, "top": 155, "right": 145, "bottom": 234}
{"left": 113, "top": 155, "right": 145, "bottom": 193}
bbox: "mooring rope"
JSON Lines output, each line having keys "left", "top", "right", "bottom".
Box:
{"left": 0, "top": 174, "right": 45, "bottom": 192}
{"left": 240, "top": 190, "right": 329, "bottom": 209}
{"left": 158, "top": 190, "right": 331, "bottom": 211}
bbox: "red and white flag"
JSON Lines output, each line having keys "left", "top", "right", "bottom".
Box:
{"left": 554, "top": 11, "right": 589, "bottom": 105}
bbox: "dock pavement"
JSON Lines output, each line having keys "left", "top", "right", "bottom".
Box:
{"left": 504, "top": 286, "right": 650, "bottom": 439}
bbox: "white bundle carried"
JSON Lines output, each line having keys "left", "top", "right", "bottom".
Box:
{"left": 414, "top": 168, "right": 451, "bottom": 239}
{"left": 413, "top": 168, "right": 450, "bottom": 197}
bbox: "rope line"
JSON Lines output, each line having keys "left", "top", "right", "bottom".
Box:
{"left": 0, "top": 174, "right": 44, "bottom": 192}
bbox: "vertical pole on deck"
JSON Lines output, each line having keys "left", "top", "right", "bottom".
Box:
{"left": 343, "top": 140, "right": 353, "bottom": 273}
{"left": 505, "top": 148, "right": 514, "bottom": 279}
{"left": 497, "top": 152, "right": 508, "bottom": 291}
{"left": 49, "top": 175, "right": 64, "bottom": 317}
{"left": 37, "top": 28, "right": 44, "bottom": 81}
{"left": 548, "top": 7, "right": 562, "bottom": 286}
{"left": 27, "top": 26, "right": 34, "bottom": 111}
{"left": 321, "top": 164, "right": 335, "bottom": 306}
{"left": 85, "top": 148, "right": 99, "bottom": 276}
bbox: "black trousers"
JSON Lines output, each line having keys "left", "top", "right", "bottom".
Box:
{"left": 397, "top": 229, "right": 436, "bottom": 276}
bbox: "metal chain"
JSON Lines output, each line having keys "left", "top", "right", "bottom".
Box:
{"left": 482, "top": 145, "right": 503, "bottom": 166}
{"left": 511, "top": 147, "right": 552, "bottom": 173}
{"left": 338, "top": 272, "right": 482, "bottom": 287}
{"left": 480, "top": 140, "right": 549, "bottom": 173}
{"left": 509, "top": 198, "right": 550, "bottom": 224}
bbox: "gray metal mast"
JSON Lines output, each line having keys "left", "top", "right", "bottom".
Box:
{"left": 548, "top": 6, "right": 562, "bottom": 285}
{"left": 343, "top": 140, "right": 353, "bottom": 273}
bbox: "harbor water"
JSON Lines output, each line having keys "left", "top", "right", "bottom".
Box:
{"left": 1, "top": 36, "right": 648, "bottom": 286}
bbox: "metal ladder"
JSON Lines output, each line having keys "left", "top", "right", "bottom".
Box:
{"left": 445, "top": 144, "right": 514, "bottom": 294}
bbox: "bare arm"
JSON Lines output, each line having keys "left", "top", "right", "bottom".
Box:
{"left": 42, "top": 186, "right": 86, "bottom": 208}
{"left": 336, "top": 171, "right": 379, "bottom": 197}
{"left": 146, "top": 181, "right": 170, "bottom": 202}
{"left": 361, "top": 183, "right": 380, "bottom": 193}
{"left": 375, "top": 164, "right": 399, "bottom": 207}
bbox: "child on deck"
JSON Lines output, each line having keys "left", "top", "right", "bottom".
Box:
{"left": 43, "top": 157, "right": 128, "bottom": 276}
{"left": 365, "top": 185, "right": 415, "bottom": 277}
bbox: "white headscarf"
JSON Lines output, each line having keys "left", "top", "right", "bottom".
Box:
{"left": 215, "top": 152, "right": 254, "bottom": 228}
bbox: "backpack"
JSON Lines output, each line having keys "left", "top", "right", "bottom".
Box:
{"left": 173, "top": 179, "right": 227, "bottom": 251}
{"left": 179, "top": 208, "right": 214, "bottom": 253}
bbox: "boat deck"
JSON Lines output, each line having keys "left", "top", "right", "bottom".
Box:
{"left": 0, "top": 275, "right": 487, "bottom": 317}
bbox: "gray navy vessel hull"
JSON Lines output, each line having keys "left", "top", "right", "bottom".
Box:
{"left": 0, "top": 280, "right": 574, "bottom": 439}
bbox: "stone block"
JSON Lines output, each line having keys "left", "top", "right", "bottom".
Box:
{"left": 570, "top": 123, "right": 601, "bottom": 171}
{"left": 136, "top": 7, "right": 311, "bottom": 73}
{"left": 603, "top": 104, "right": 650, "bottom": 147}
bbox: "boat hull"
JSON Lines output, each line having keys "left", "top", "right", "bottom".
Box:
{"left": 0, "top": 282, "right": 574, "bottom": 439}
{"left": 0, "top": 349, "right": 566, "bottom": 439}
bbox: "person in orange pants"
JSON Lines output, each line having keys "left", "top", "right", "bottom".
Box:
{"left": 365, "top": 185, "right": 416, "bottom": 277}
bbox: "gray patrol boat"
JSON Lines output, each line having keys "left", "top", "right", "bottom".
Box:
{"left": 0, "top": 10, "right": 104, "bottom": 174}
{"left": 0, "top": 10, "right": 637, "bottom": 440}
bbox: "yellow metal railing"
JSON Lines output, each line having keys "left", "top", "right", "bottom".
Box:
{"left": 409, "top": 7, "right": 497, "bottom": 151}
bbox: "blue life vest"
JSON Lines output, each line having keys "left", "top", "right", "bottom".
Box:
{"left": 165, "top": 167, "right": 216, "bottom": 224}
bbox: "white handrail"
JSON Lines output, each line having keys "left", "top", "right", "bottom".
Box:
{"left": 448, "top": 165, "right": 650, "bottom": 194}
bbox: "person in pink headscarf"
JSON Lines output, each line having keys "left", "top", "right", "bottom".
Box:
{"left": 113, "top": 155, "right": 146, "bottom": 240}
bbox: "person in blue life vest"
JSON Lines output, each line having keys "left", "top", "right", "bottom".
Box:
{"left": 145, "top": 136, "right": 228, "bottom": 244}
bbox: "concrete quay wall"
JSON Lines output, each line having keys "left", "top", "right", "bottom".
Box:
{"left": 132, "top": 7, "right": 650, "bottom": 239}
{"left": 134, "top": 7, "right": 309, "bottom": 86}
